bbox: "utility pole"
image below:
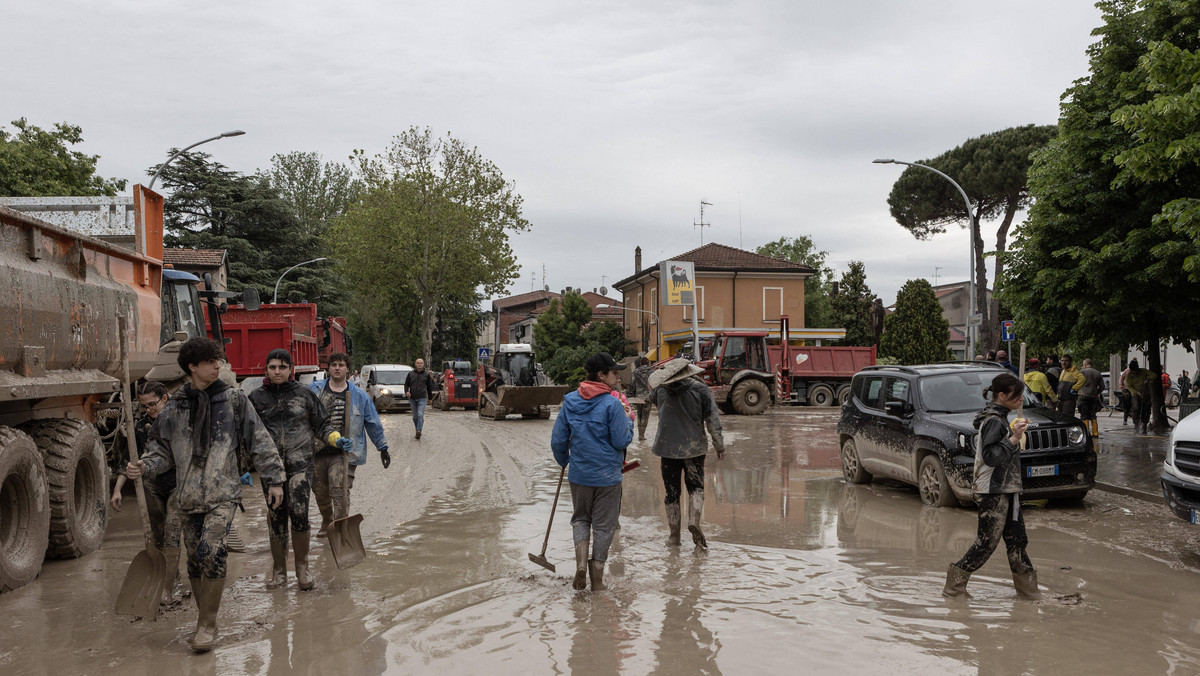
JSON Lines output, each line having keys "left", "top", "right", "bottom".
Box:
{"left": 694, "top": 200, "right": 712, "bottom": 244}
{"left": 933, "top": 266, "right": 942, "bottom": 288}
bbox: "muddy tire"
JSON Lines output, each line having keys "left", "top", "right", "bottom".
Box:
{"left": 840, "top": 438, "right": 871, "bottom": 484}
{"left": 0, "top": 427, "right": 50, "bottom": 592}
{"left": 808, "top": 384, "right": 834, "bottom": 407}
{"left": 538, "top": 406, "right": 551, "bottom": 419}
{"left": 1168, "top": 391, "right": 1180, "bottom": 408}
{"left": 730, "top": 380, "right": 770, "bottom": 415}
{"left": 836, "top": 385, "right": 851, "bottom": 406}
{"left": 22, "top": 420, "right": 107, "bottom": 559}
{"left": 918, "top": 455, "right": 955, "bottom": 508}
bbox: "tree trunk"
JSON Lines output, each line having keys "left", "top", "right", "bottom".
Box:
{"left": 986, "top": 193, "right": 1021, "bottom": 357}
{"left": 420, "top": 300, "right": 440, "bottom": 362}
{"left": 972, "top": 206, "right": 990, "bottom": 354}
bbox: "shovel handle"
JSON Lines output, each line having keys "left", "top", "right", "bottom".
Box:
{"left": 538, "top": 466, "right": 566, "bottom": 558}
{"left": 119, "top": 317, "right": 158, "bottom": 555}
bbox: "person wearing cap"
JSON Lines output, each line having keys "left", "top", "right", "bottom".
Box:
{"left": 648, "top": 358, "right": 725, "bottom": 550}
{"left": 996, "top": 350, "right": 1018, "bottom": 374}
{"left": 551, "top": 352, "right": 633, "bottom": 592}
{"left": 1023, "top": 358, "right": 1057, "bottom": 407}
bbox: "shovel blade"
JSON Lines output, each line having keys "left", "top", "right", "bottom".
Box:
{"left": 528, "top": 552, "right": 556, "bottom": 573}
{"left": 115, "top": 550, "right": 167, "bottom": 620}
{"left": 327, "top": 513, "right": 365, "bottom": 569}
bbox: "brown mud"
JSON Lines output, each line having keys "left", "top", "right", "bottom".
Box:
{"left": 1, "top": 408, "right": 1198, "bottom": 674}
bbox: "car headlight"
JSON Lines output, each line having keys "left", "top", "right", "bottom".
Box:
{"left": 380, "top": 388, "right": 391, "bottom": 396}
{"left": 1067, "top": 425, "right": 1085, "bottom": 445}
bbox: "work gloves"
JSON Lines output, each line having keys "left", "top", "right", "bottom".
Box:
{"left": 336, "top": 436, "right": 353, "bottom": 451}
{"left": 240, "top": 472, "right": 253, "bottom": 486}
{"left": 380, "top": 449, "right": 392, "bottom": 469}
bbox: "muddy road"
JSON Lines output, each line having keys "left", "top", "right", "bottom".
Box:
{"left": 3, "top": 408, "right": 1199, "bottom": 674}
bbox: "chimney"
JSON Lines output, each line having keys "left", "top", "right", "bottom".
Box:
{"left": 635, "top": 246, "right": 642, "bottom": 273}
{"left": 593, "top": 288, "right": 597, "bottom": 293}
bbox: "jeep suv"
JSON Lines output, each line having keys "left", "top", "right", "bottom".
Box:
{"left": 1161, "top": 408, "right": 1200, "bottom": 524}
{"left": 836, "top": 363, "right": 1097, "bottom": 507}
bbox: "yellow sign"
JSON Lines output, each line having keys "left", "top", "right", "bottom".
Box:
{"left": 660, "top": 260, "right": 695, "bottom": 306}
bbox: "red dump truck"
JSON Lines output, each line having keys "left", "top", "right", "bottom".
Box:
{"left": 213, "top": 303, "right": 351, "bottom": 386}
{"left": 697, "top": 315, "right": 876, "bottom": 414}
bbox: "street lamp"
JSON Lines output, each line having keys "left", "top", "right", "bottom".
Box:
{"left": 147, "top": 130, "right": 247, "bottom": 190}
{"left": 598, "top": 304, "right": 663, "bottom": 355}
{"left": 274, "top": 257, "right": 329, "bottom": 304}
{"left": 874, "top": 158, "right": 978, "bottom": 353}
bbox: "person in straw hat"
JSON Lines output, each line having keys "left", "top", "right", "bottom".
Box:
{"left": 648, "top": 358, "right": 725, "bottom": 549}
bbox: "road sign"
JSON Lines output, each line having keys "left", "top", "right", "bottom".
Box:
{"left": 967, "top": 313, "right": 983, "bottom": 327}
{"left": 477, "top": 347, "right": 491, "bottom": 360}
{"left": 1001, "top": 320, "right": 1015, "bottom": 342}
{"left": 659, "top": 260, "right": 696, "bottom": 306}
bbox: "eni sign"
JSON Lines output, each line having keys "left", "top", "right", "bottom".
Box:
{"left": 659, "top": 260, "right": 695, "bottom": 306}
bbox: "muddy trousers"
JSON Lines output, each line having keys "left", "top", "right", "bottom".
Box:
{"left": 1131, "top": 392, "right": 1151, "bottom": 429}
{"left": 634, "top": 403, "right": 651, "bottom": 439}
{"left": 144, "top": 482, "right": 181, "bottom": 550}
{"left": 312, "top": 452, "right": 356, "bottom": 524}
{"left": 569, "top": 482, "right": 622, "bottom": 562}
{"left": 262, "top": 467, "right": 313, "bottom": 546}
{"left": 181, "top": 502, "right": 237, "bottom": 580}
{"left": 954, "top": 494, "right": 1033, "bottom": 575}
{"left": 660, "top": 456, "right": 705, "bottom": 505}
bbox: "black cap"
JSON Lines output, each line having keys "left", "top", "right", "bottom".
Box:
{"left": 585, "top": 352, "right": 627, "bottom": 374}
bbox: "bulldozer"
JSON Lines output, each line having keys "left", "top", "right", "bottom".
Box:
{"left": 477, "top": 344, "right": 569, "bottom": 420}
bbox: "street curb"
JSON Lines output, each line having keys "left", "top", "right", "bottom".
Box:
{"left": 1094, "top": 481, "right": 1163, "bottom": 504}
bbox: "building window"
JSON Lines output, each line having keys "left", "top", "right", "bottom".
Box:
{"left": 683, "top": 286, "right": 705, "bottom": 321}
{"left": 634, "top": 292, "right": 642, "bottom": 327}
{"left": 648, "top": 286, "right": 657, "bottom": 323}
{"left": 763, "top": 287, "right": 783, "bottom": 322}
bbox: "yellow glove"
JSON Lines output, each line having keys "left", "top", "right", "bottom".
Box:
{"left": 328, "top": 431, "right": 342, "bottom": 447}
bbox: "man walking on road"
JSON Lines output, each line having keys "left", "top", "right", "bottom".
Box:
{"left": 649, "top": 358, "right": 725, "bottom": 550}
{"left": 309, "top": 353, "right": 390, "bottom": 536}
{"left": 126, "top": 338, "right": 286, "bottom": 652}
{"left": 629, "top": 357, "right": 654, "bottom": 442}
{"left": 405, "top": 358, "right": 438, "bottom": 439}
{"left": 1078, "top": 358, "right": 1105, "bottom": 439}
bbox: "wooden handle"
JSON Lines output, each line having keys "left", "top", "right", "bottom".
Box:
{"left": 539, "top": 466, "right": 566, "bottom": 557}
{"left": 119, "top": 317, "right": 158, "bottom": 555}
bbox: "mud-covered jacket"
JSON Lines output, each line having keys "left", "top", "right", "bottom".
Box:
{"left": 249, "top": 380, "right": 335, "bottom": 473}
{"left": 631, "top": 365, "right": 653, "bottom": 399}
{"left": 308, "top": 379, "right": 389, "bottom": 466}
{"left": 649, "top": 378, "right": 724, "bottom": 460}
{"left": 971, "top": 403, "right": 1022, "bottom": 495}
{"left": 552, "top": 381, "right": 633, "bottom": 487}
{"left": 1125, "top": 367, "right": 1154, "bottom": 395}
{"left": 143, "top": 382, "right": 285, "bottom": 514}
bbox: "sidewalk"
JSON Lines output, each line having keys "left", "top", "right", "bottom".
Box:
{"left": 1092, "top": 406, "right": 1172, "bottom": 502}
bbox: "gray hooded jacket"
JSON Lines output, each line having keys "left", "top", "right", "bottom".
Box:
{"left": 971, "top": 402, "right": 1023, "bottom": 495}
{"left": 649, "top": 378, "right": 724, "bottom": 459}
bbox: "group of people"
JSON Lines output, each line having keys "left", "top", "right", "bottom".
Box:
{"left": 122, "top": 339, "right": 390, "bottom": 652}
{"left": 551, "top": 353, "right": 724, "bottom": 592}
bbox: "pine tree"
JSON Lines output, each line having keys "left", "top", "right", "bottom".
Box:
{"left": 879, "top": 279, "right": 951, "bottom": 365}
{"left": 831, "top": 261, "right": 875, "bottom": 347}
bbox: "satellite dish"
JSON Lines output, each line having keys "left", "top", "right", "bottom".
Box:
{"left": 600, "top": 286, "right": 608, "bottom": 296}
{"left": 543, "top": 284, "right": 549, "bottom": 291}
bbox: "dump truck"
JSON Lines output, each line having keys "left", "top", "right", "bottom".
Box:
{"left": 0, "top": 187, "right": 165, "bottom": 592}
{"left": 433, "top": 359, "right": 479, "bottom": 410}
{"left": 696, "top": 315, "right": 876, "bottom": 414}
{"left": 477, "top": 344, "right": 569, "bottom": 420}
{"left": 216, "top": 303, "right": 322, "bottom": 381}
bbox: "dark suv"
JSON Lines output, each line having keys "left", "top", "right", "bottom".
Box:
{"left": 836, "top": 363, "right": 1097, "bottom": 506}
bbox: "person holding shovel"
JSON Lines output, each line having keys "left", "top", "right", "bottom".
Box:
{"left": 551, "top": 352, "right": 633, "bottom": 591}
{"left": 648, "top": 358, "right": 725, "bottom": 550}
{"left": 943, "top": 371, "right": 1042, "bottom": 600}
{"left": 250, "top": 349, "right": 349, "bottom": 591}
{"left": 126, "top": 337, "right": 286, "bottom": 652}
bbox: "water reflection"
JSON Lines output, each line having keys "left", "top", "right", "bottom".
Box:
{"left": 650, "top": 555, "right": 721, "bottom": 675}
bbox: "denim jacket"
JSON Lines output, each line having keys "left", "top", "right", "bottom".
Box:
{"left": 308, "top": 379, "right": 389, "bottom": 465}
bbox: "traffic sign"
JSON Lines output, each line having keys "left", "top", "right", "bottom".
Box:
{"left": 967, "top": 313, "right": 983, "bottom": 327}
{"left": 477, "top": 347, "right": 492, "bottom": 360}
{"left": 1001, "top": 320, "right": 1015, "bottom": 342}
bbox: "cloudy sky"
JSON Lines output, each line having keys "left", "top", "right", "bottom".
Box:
{"left": 4, "top": 0, "right": 1103, "bottom": 313}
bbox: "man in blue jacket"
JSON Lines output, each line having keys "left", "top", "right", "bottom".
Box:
{"left": 551, "top": 352, "right": 633, "bottom": 591}
{"left": 308, "top": 352, "right": 391, "bottom": 535}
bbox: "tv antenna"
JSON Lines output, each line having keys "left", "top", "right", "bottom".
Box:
{"left": 933, "top": 266, "right": 942, "bottom": 287}
{"left": 694, "top": 200, "right": 712, "bottom": 244}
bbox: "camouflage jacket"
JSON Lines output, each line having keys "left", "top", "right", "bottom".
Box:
{"left": 249, "top": 380, "right": 335, "bottom": 473}
{"left": 143, "top": 383, "right": 285, "bottom": 514}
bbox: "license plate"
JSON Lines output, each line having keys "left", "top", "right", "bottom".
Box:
{"left": 1026, "top": 465, "right": 1059, "bottom": 478}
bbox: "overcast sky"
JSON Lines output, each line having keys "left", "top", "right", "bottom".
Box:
{"left": 3, "top": 0, "right": 1103, "bottom": 316}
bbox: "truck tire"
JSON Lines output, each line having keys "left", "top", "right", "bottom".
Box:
{"left": 0, "top": 427, "right": 49, "bottom": 592}
{"left": 836, "top": 385, "right": 851, "bottom": 406}
{"left": 808, "top": 384, "right": 834, "bottom": 407}
{"left": 22, "top": 420, "right": 107, "bottom": 559}
{"left": 731, "top": 380, "right": 770, "bottom": 415}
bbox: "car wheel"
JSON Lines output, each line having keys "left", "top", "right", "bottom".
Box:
{"left": 840, "top": 438, "right": 871, "bottom": 484}
{"left": 918, "top": 455, "right": 955, "bottom": 507}
{"left": 809, "top": 384, "right": 834, "bottom": 407}
{"left": 731, "top": 380, "right": 770, "bottom": 415}
{"left": 1169, "top": 392, "right": 1180, "bottom": 408}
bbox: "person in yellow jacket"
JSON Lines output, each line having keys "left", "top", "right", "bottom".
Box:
{"left": 1056, "top": 354, "right": 1085, "bottom": 418}
{"left": 1023, "top": 358, "right": 1058, "bottom": 407}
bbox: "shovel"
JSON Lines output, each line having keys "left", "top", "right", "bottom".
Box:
{"left": 528, "top": 466, "right": 566, "bottom": 572}
{"left": 327, "top": 450, "right": 365, "bottom": 569}
{"left": 115, "top": 317, "right": 166, "bottom": 620}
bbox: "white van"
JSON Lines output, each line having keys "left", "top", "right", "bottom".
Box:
{"left": 1161, "top": 411, "right": 1200, "bottom": 524}
{"left": 360, "top": 364, "right": 413, "bottom": 412}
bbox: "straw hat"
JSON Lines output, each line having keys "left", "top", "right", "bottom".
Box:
{"left": 648, "top": 358, "right": 704, "bottom": 389}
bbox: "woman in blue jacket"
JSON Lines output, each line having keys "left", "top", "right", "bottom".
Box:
{"left": 551, "top": 352, "right": 633, "bottom": 591}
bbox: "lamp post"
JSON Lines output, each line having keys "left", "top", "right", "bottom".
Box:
{"left": 874, "top": 158, "right": 978, "bottom": 354}
{"left": 598, "top": 304, "right": 662, "bottom": 355}
{"left": 147, "top": 130, "right": 247, "bottom": 190}
{"left": 273, "top": 257, "right": 328, "bottom": 304}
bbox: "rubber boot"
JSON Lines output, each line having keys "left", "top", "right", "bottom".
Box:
{"left": 294, "top": 531, "right": 314, "bottom": 591}
{"left": 188, "top": 577, "right": 224, "bottom": 652}
{"left": 1012, "top": 569, "right": 1044, "bottom": 600}
{"left": 942, "top": 563, "right": 972, "bottom": 598}
{"left": 159, "top": 547, "right": 181, "bottom": 606}
{"left": 266, "top": 537, "right": 288, "bottom": 589}
{"left": 1090, "top": 420, "right": 1100, "bottom": 439}
{"left": 666, "top": 503, "right": 682, "bottom": 547}
{"left": 687, "top": 491, "right": 707, "bottom": 550}
{"left": 588, "top": 559, "right": 606, "bottom": 591}
{"left": 571, "top": 540, "right": 589, "bottom": 590}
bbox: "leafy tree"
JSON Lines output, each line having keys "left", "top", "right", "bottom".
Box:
{"left": 830, "top": 261, "right": 876, "bottom": 347}
{"left": 885, "top": 124, "right": 1058, "bottom": 351}
{"left": 0, "top": 118, "right": 125, "bottom": 196}
{"left": 879, "top": 279, "right": 952, "bottom": 365}
{"left": 535, "top": 291, "right": 632, "bottom": 387}
{"left": 756, "top": 235, "right": 832, "bottom": 327}
{"left": 1001, "top": 0, "right": 1200, "bottom": 433}
{"left": 533, "top": 293, "right": 594, "bottom": 356}
{"left": 431, "top": 292, "right": 488, "bottom": 366}
{"left": 333, "top": 127, "right": 529, "bottom": 360}
{"left": 263, "top": 151, "right": 359, "bottom": 240}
